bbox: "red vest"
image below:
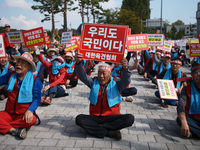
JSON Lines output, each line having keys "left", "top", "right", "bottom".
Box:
{"left": 65, "top": 62, "right": 77, "bottom": 79}
{"left": 6, "top": 71, "right": 37, "bottom": 115}
{"left": 193, "top": 62, "right": 200, "bottom": 68}
{"left": 2, "top": 32, "right": 14, "bottom": 48}
{"left": 49, "top": 67, "right": 66, "bottom": 85}
{"left": 185, "top": 84, "right": 200, "bottom": 121}
{"left": 89, "top": 81, "right": 121, "bottom": 116}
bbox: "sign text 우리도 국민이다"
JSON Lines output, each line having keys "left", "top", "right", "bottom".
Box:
{"left": 22, "top": 27, "right": 46, "bottom": 48}
{"left": 61, "top": 31, "right": 73, "bottom": 44}
{"left": 7, "top": 31, "right": 24, "bottom": 44}
{"left": 147, "top": 34, "right": 164, "bottom": 46}
{"left": 0, "top": 34, "right": 6, "bottom": 58}
{"left": 127, "top": 34, "right": 149, "bottom": 52}
{"left": 157, "top": 79, "right": 178, "bottom": 100}
{"left": 189, "top": 43, "right": 200, "bottom": 57}
{"left": 80, "top": 23, "right": 128, "bottom": 63}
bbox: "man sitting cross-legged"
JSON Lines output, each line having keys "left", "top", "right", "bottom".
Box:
{"left": 75, "top": 52, "right": 134, "bottom": 140}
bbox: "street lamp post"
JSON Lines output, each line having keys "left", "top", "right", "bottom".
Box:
{"left": 160, "top": 0, "right": 163, "bottom": 33}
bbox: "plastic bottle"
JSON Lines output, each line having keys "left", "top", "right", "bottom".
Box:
{"left": 68, "top": 89, "right": 72, "bottom": 101}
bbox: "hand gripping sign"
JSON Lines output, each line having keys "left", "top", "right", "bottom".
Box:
{"left": 7, "top": 31, "right": 24, "bottom": 44}
{"left": 147, "top": 34, "right": 164, "bottom": 46}
{"left": 61, "top": 31, "right": 73, "bottom": 44}
{"left": 157, "top": 40, "right": 173, "bottom": 52}
{"left": 157, "top": 79, "right": 178, "bottom": 100}
{"left": 189, "top": 43, "right": 200, "bottom": 57}
{"left": 22, "top": 27, "right": 46, "bottom": 48}
{"left": 0, "top": 34, "right": 6, "bottom": 58}
{"left": 127, "top": 34, "right": 149, "bottom": 52}
{"left": 80, "top": 23, "right": 128, "bottom": 63}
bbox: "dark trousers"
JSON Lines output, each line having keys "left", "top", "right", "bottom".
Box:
{"left": 0, "top": 85, "right": 8, "bottom": 97}
{"left": 176, "top": 116, "right": 200, "bottom": 138}
{"left": 121, "top": 87, "right": 137, "bottom": 96}
{"left": 147, "top": 71, "right": 158, "bottom": 85}
{"left": 42, "top": 83, "right": 65, "bottom": 98}
{"left": 76, "top": 114, "right": 134, "bottom": 138}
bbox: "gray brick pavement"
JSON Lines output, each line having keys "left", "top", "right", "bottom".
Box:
{"left": 0, "top": 63, "right": 199, "bottom": 150}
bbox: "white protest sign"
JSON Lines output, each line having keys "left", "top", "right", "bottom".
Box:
{"left": 7, "top": 31, "right": 24, "bottom": 44}
{"left": 147, "top": 34, "right": 164, "bottom": 46}
{"left": 157, "top": 79, "right": 178, "bottom": 100}
{"left": 176, "top": 40, "right": 187, "bottom": 47}
{"left": 61, "top": 31, "right": 73, "bottom": 44}
{"left": 0, "top": 34, "right": 6, "bottom": 58}
{"left": 157, "top": 40, "right": 173, "bottom": 52}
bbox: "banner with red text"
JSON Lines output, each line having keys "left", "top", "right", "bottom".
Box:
{"left": 22, "top": 27, "right": 46, "bottom": 48}
{"left": 127, "top": 34, "right": 149, "bottom": 52}
{"left": 61, "top": 31, "right": 72, "bottom": 44}
{"left": 157, "top": 79, "right": 178, "bottom": 100}
{"left": 0, "top": 34, "right": 6, "bottom": 58}
{"left": 80, "top": 23, "right": 128, "bottom": 63}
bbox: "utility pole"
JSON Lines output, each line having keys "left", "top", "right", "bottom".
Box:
{"left": 147, "top": 0, "right": 149, "bottom": 33}
{"left": 160, "top": 0, "right": 163, "bottom": 33}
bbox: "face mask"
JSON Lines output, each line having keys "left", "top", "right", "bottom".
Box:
{"left": 66, "top": 59, "right": 72, "bottom": 64}
{"left": 54, "top": 60, "right": 61, "bottom": 66}
{"left": 181, "top": 53, "right": 184, "bottom": 55}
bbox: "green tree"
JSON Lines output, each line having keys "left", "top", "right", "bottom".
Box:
{"left": 172, "top": 20, "right": 184, "bottom": 26}
{"left": 176, "top": 29, "right": 185, "bottom": 39}
{"left": 31, "top": 0, "right": 61, "bottom": 41}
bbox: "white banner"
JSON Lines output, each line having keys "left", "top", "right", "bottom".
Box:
{"left": 61, "top": 31, "right": 73, "bottom": 44}
{"left": 7, "top": 31, "right": 24, "bottom": 44}
{"left": 157, "top": 79, "right": 178, "bottom": 100}
{"left": 0, "top": 34, "right": 6, "bottom": 58}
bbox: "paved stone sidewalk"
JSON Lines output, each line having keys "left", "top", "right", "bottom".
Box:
{"left": 0, "top": 62, "right": 199, "bottom": 150}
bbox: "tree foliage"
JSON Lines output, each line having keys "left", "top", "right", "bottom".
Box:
{"left": 31, "top": 0, "right": 61, "bottom": 40}
{"left": 98, "top": 8, "right": 141, "bottom": 34}
{"left": 172, "top": 20, "right": 184, "bottom": 26}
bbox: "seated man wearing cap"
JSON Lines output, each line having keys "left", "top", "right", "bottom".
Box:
{"left": 155, "top": 58, "right": 187, "bottom": 107}
{"left": 0, "top": 54, "right": 15, "bottom": 100}
{"left": 0, "top": 52, "right": 42, "bottom": 139}
{"left": 64, "top": 52, "right": 78, "bottom": 88}
{"left": 151, "top": 52, "right": 171, "bottom": 85}
{"left": 75, "top": 52, "right": 134, "bottom": 140}
{"left": 46, "top": 48, "right": 59, "bottom": 62}
{"left": 177, "top": 66, "right": 200, "bottom": 138}
{"left": 34, "top": 47, "right": 66, "bottom": 105}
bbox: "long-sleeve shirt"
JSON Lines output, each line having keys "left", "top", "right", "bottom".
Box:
{"left": 75, "top": 62, "right": 131, "bottom": 93}
{"left": 0, "top": 72, "right": 42, "bottom": 113}
{"left": 153, "top": 53, "right": 161, "bottom": 67}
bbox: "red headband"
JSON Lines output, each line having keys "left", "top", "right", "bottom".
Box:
{"left": 21, "top": 53, "right": 33, "bottom": 62}
{"left": 164, "top": 54, "right": 171, "bottom": 58}
{"left": 170, "top": 60, "right": 182, "bottom": 66}
{"left": 177, "top": 70, "right": 200, "bottom": 82}
{"left": 98, "top": 65, "right": 112, "bottom": 72}
{"left": 156, "top": 52, "right": 161, "bottom": 55}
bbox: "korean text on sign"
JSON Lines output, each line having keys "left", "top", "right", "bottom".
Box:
{"left": 61, "top": 31, "right": 72, "bottom": 44}
{"left": 157, "top": 79, "right": 178, "bottom": 100}
{"left": 176, "top": 40, "right": 187, "bottom": 47}
{"left": 157, "top": 40, "right": 173, "bottom": 52}
{"left": 45, "top": 36, "right": 51, "bottom": 44}
{"left": 189, "top": 43, "right": 200, "bottom": 57}
{"left": 80, "top": 23, "right": 128, "bottom": 63}
{"left": 0, "top": 34, "right": 6, "bottom": 58}
{"left": 22, "top": 27, "right": 46, "bottom": 48}
{"left": 147, "top": 34, "right": 164, "bottom": 46}
{"left": 127, "top": 34, "right": 149, "bottom": 52}
{"left": 7, "top": 31, "right": 24, "bottom": 44}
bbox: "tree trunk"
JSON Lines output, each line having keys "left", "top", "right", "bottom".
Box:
{"left": 92, "top": 4, "right": 95, "bottom": 23}
{"left": 63, "top": 0, "right": 67, "bottom": 31}
{"left": 51, "top": 0, "right": 55, "bottom": 41}
{"left": 81, "top": 1, "right": 85, "bottom": 24}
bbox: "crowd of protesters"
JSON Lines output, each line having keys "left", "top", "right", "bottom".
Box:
{"left": 0, "top": 24, "right": 200, "bottom": 140}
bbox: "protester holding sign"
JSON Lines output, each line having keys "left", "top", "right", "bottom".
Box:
{"left": 177, "top": 66, "right": 200, "bottom": 138}
{"left": 2, "top": 24, "right": 14, "bottom": 56}
{"left": 75, "top": 51, "right": 134, "bottom": 140}
{"left": 64, "top": 52, "right": 78, "bottom": 88}
{"left": 155, "top": 58, "right": 187, "bottom": 107}
{"left": 0, "top": 52, "right": 42, "bottom": 139}
{"left": 0, "top": 54, "right": 15, "bottom": 100}
{"left": 34, "top": 47, "right": 66, "bottom": 105}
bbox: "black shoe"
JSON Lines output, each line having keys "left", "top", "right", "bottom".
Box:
{"left": 109, "top": 130, "right": 121, "bottom": 140}
{"left": 12, "top": 128, "right": 27, "bottom": 139}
